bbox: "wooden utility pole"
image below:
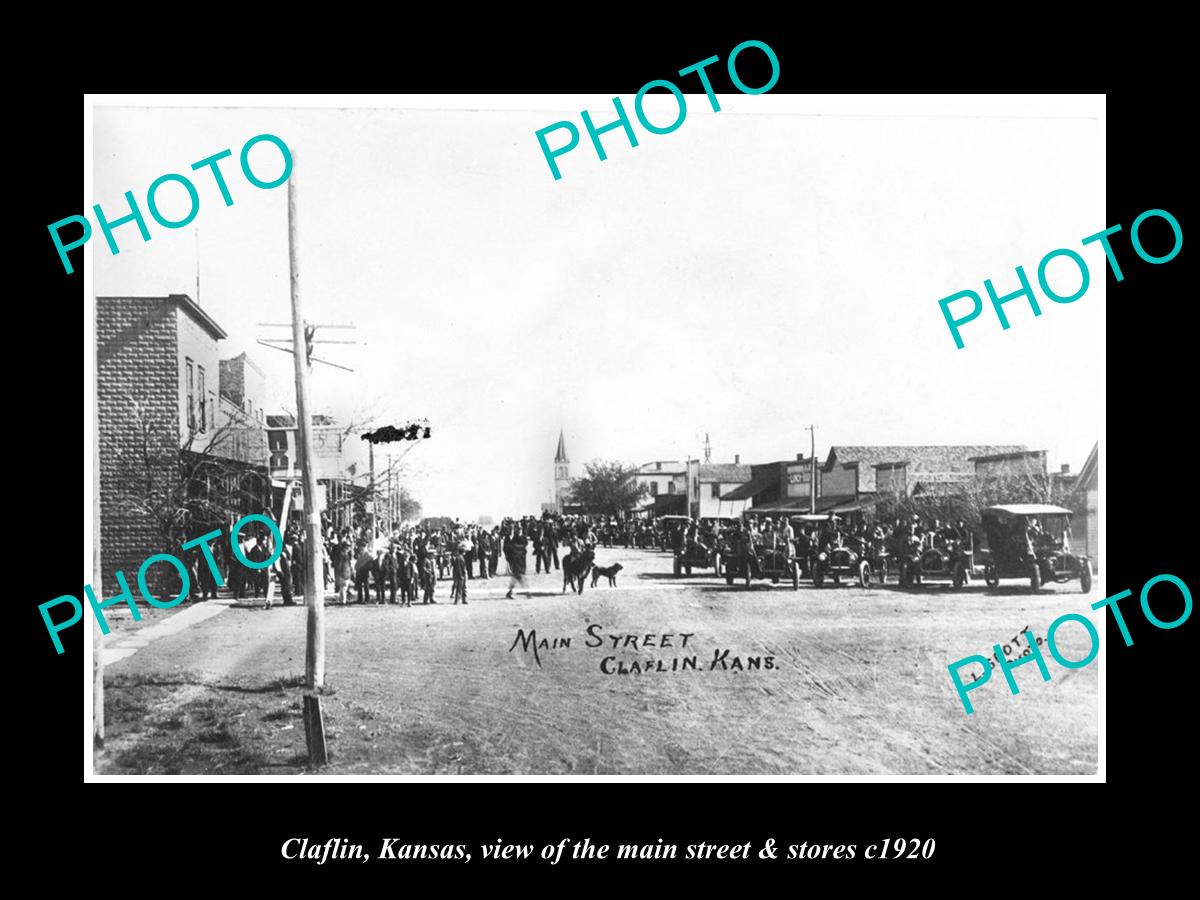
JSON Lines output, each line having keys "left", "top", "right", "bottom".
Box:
{"left": 288, "top": 163, "right": 328, "bottom": 766}
{"left": 806, "top": 424, "right": 818, "bottom": 514}
{"left": 288, "top": 172, "right": 327, "bottom": 686}
{"left": 368, "top": 441, "right": 376, "bottom": 536}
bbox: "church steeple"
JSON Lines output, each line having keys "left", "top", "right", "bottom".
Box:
{"left": 553, "top": 428, "right": 571, "bottom": 511}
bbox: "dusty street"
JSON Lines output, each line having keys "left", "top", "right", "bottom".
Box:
{"left": 96, "top": 545, "right": 1098, "bottom": 775}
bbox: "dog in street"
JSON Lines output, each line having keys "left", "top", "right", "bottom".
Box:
{"left": 590, "top": 563, "right": 623, "bottom": 588}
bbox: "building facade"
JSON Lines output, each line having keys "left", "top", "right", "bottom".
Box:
{"left": 826, "top": 444, "right": 1027, "bottom": 501}
{"left": 685, "top": 458, "right": 752, "bottom": 519}
{"left": 96, "top": 294, "right": 269, "bottom": 595}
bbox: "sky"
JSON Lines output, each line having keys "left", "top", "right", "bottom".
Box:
{"left": 92, "top": 96, "right": 1103, "bottom": 520}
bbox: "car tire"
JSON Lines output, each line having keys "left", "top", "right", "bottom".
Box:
{"left": 953, "top": 561, "right": 966, "bottom": 589}
{"left": 1080, "top": 561, "right": 1092, "bottom": 593}
{"left": 685, "top": 565, "right": 692, "bottom": 576}
{"left": 792, "top": 563, "right": 800, "bottom": 591}
{"left": 673, "top": 557, "right": 681, "bottom": 577}
{"left": 858, "top": 560, "right": 870, "bottom": 589}
{"left": 1030, "top": 562, "right": 1042, "bottom": 591}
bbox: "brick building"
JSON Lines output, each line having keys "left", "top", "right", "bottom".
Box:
{"left": 96, "top": 294, "right": 269, "bottom": 595}
{"left": 825, "top": 444, "right": 1027, "bottom": 500}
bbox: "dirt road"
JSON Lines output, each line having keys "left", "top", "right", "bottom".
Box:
{"left": 96, "top": 545, "right": 1098, "bottom": 775}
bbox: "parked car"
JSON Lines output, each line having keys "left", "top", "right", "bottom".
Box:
{"left": 898, "top": 529, "right": 974, "bottom": 588}
{"left": 721, "top": 529, "right": 801, "bottom": 589}
{"left": 977, "top": 504, "right": 1092, "bottom": 592}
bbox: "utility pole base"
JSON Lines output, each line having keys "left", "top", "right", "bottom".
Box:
{"left": 303, "top": 693, "right": 328, "bottom": 769}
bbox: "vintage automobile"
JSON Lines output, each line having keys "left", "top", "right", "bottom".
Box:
{"left": 721, "top": 531, "right": 801, "bottom": 589}
{"left": 812, "top": 540, "right": 875, "bottom": 588}
{"left": 977, "top": 504, "right": 1092, "bottom": 592}
{"left": 673, "top": 536, "right": 722, "bottom": 576}
{"left": 897, "top": 529, "right": 974, "bottom": 588}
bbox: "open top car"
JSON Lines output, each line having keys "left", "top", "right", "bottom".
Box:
{"left": 897, "top": 527, "right": 973, "bottom": 588}
{"left": 977, "top": 504, "right": 1092, "bottom": 592}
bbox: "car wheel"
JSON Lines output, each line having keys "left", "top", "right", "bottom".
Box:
{"left": 673, "top": 557, "right": 681, "bottom": 577}
{"left": 725, "top": 571, "right": 734, "bottom": 586}
{"left": 792, "top": 563, "right": 800, "bottom": 590}
{"left": 1080, "top": 561, "right": 1092, "bottom": 593}
{"left": 1030, "top": 562, "right": 1042, "bottom": 591}
{"left": 685, "top": 565, "right": 692, "bottom": 576}
{"left": 858, "top": 560, "right": 870, "bottom": 589}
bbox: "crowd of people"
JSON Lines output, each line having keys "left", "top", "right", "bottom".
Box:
{"left": 203, "top": 512, "right": 630, "bottom": 609}
{"left": 182, "top": 509, "right": 1051, "bottom": 607}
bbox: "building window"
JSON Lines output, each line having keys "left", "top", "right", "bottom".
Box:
{"left": 197, "top": 366, "right": 206, "bottom": 431}
{"left": 649, "top": 482, "right": 658, "bottom": 496}
{"left": 711, "top": 483, "right": 721, "bottom": 498}
{"left": 185, "top": 358, "right": 195, "bottom": 431}
{"left": 655, "top": 462, "right": 662, "bottom": 471}
{"left": 668, "top": 482, "right": 675, "bottom": 494}
{"left": 209, "top": 391, "right": 216, "bottom": 431}
{"left": 268, "top": 430, "right": 289, "bottom": 471}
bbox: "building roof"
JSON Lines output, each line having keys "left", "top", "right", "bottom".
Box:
{"left": 555, "top": 428, "right": 569, "bottom": 463}
{"left": 968, "top": 449, "right": 1046, "bottom": 463}
{"left": 1073, "top": 442, "right": 1098, "bottom": 493}
{"left": 720, "top": 466, "right": 779, "bottom": 501}
{"left": 169, "top": 293, "right": 227, "bottom": 341}
{"left": 637, "top": 460, "right": 685, "bottom": 475}
{"left": 698, "top": 463, "right": 752, "bottom": 483}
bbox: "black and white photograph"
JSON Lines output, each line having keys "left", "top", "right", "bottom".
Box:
{"left": 83, "top": 93, "right": 1104, "bottom": 778}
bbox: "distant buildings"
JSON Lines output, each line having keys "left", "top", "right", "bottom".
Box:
{"left": 633, "top": 460, "right": 688, "bottom": 515}
{"left": 265, "top": 414, "right": 364, "bottom": 530}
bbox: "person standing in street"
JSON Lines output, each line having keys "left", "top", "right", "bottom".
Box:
{"left": 451, "top": 548, "right": 468, "bottom": 605}
{"left": 542, "top": 523, "right": 559, "bottom": 571}
{"left": 504, "top": 525, "right": 529, "bottom": 599}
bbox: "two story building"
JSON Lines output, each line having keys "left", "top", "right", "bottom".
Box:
{"left": 96, "top": 294, "right": 270, "bottom": 595}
